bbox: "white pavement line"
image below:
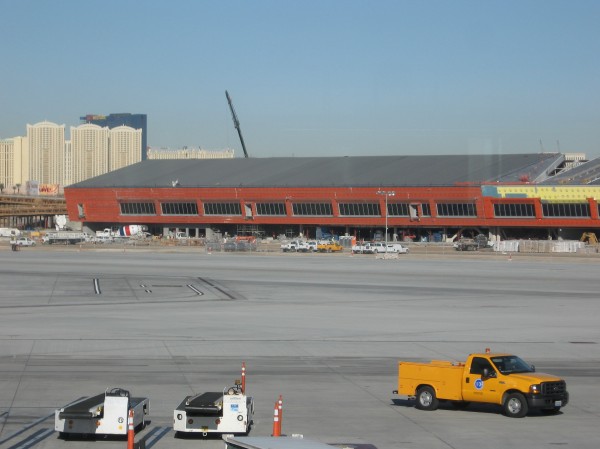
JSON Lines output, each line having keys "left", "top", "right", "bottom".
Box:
{"left": 6, "top": 428, "right": 54, "bottom": 449}
{"left": 144, "top": 426, "right": 171, "bottom": 449}
{"left": 186, "top": 284, "right": 203, "bottom": 295}
{"left": 93, "top": 278, "right": 101, "bottom": 295}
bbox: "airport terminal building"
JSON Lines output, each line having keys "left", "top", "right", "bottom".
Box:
{"left": 63, "top": 153, "right": 600, "bottom": 242}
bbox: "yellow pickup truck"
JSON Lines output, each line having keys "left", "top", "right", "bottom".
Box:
{"left": 394, "top": 350, "right": 568, "bottom": 417}
{"left": 316, "top": 241, "right": 343, "bottom": 253}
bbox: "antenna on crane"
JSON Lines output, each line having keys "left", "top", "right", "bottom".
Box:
{"left": 226, "top": 90, "right": 249, "bottom": 158}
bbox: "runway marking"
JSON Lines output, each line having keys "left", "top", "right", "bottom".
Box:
{"left": 0, "top": 397, "right": 84, "bottom": 446}
{"left": 143, "top": 426, "right": 171, "bottom": 448}
{"left": 186, "top": 284, "right": 203, "bottom": 295}
{"left": 197, "top": 277, "right": 238, "bottom": 300}
{"left": 93, "top": 278, "right": 101, "bottom": 295}
{"left": 5, "top": 428, "right": 54, "bottom": 449}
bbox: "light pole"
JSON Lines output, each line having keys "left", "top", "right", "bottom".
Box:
{"left": 377, "top": 190, "right": 395, "bottom": 250}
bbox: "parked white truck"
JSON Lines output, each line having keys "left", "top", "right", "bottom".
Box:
{"left": 43, "top": 231, "right": 90, "bottom": 245}
{"left": 0, "top": 228, "right": 20, "bottom": 238}
{"left": 372, "top": 242, "right": 409, "bottom": 254}
{"left": 281, "top": 240, "right": 310, "bottom": 252}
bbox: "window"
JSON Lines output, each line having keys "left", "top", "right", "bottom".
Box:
{"left": 470, "top": 357, "right": 494, "bottom": 375}
{"left": 543, "top": 203, "right": 589, "bottom": 218}
{"left": 338, "top": 202, "right": 380, "bottom": 216}
{"left": 388, "top": 203, "right": 410, "bottom": 216}
{"left": 204, "top": 202, "right": 242, "bottom": 215}
{"left": 161, "top": 202, "right": 198, "bottom": 215}
{"left": 256, "top": 202, "right": 286, "bottom": 216}
{"left": 120, "top": 202, "right": 156, "bottom": 215}
{"left": 292, "top": 202, "right": 333, "bottom": 216}
{"left": 436, "top": 203, "right": 477, "bottom": 217}
{"left": 421, "top": 203, "right": 431, "bottom": 216}
{"left": 493, "top": 203, "right": 535, "bottom": 217}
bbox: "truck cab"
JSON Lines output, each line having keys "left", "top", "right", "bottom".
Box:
{"left": 396, "top": 351, "right": 568, "bottom": 417}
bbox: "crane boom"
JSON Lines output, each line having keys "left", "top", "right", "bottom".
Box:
{"left": 225, "top": 90, "right": 249, "bottom": 158}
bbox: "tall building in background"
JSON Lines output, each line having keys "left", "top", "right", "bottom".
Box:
{"left": 0, "top": 136, "right": 29, "bottom": 190}
{"left": 109, "top": 125, "right": 142, "bottom": 171}
{"left": 71, "top": 123, "right": 110, "bottom": 184}
{"left": 26, "top": 121, "right": 65, "bottom": 185}
{"left": 0, "top": 139, "right": 15, "bottom": 191}
{"left": 80, "top": 113, "right": 147, "bottom": 160}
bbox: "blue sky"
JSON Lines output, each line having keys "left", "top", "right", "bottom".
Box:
{"left": 1, "top": 0, "right": 599, "bottom": 158}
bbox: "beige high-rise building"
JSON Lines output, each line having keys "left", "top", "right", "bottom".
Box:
{"left": 27, "top": 121, "right": 65, "bottom": 185}
{"left": 109, "top": 125, "right": 142, "bottom": 171}
{"left": 0, "top": 136, "right": 29, "bottom": 191}
{"left": 64, "top": 140, "right": 72, "bottom": 186}
{"left": 71, "top": 123, "right": 109, "bottom": 184}
{"left": 0, "top": 139, "right": 14, "bottom": 192}
{"left": 147, "top": 147, "right": 235, "bottom": 159}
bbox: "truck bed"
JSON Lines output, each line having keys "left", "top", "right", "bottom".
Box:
{"left": 398, "top": 361, "right": 464, "bottom": 401}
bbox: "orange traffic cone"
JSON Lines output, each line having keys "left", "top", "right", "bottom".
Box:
{"left": 127, "top": 409, "right": 134, "bottom": 449}
{"left": 277, "top": 395, "right": 283, "bottom": 429}
{"left": 241, "top": 362, "right": 246, "bottom": 394}
{"left": 272, "top": 402, "right": 280, "bottom": 437}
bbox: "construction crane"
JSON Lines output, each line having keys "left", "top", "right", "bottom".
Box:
{"left": 225, "top": 90, "right": 249, "bottom": 158}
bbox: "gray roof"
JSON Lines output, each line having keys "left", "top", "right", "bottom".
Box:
{"left": 540, "top": 156, "right": 600, "bottom": 185}
{"left": 68, "top": 153, "right": 563, "bottom": 189}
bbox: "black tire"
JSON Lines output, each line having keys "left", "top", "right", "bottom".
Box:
{"left": 503, "top": 392, "right": 528, "bottom": 418}
{"left": 416, "top": 386, "right": 439, "bottom": 411}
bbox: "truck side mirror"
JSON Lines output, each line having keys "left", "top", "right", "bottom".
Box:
{"left": 482, "top": 368, "right": 496, "bottom": 379}
{"left": 530, "top": 364, "right": 535, "bottom": 372}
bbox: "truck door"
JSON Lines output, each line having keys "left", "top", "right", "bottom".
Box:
{"left": 462, "top": 357, "right": 503, "bottom": 404}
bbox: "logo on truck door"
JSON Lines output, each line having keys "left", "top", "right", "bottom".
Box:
{"left": 474, "top": 379, "right": 484, "bottom": 390}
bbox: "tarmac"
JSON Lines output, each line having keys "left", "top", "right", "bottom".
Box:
{"left": 0, "top": 245, "right": 599, "bottom": 449}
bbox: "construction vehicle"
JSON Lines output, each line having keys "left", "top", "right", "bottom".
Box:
{"left": 226, "top": 90, "right": 249, "bottom": 158}
{"left": 174, "top": 364, "right": 253, "bottom": 436}
{"left": 55, "top": 387, "right": 149, "bottom": 437}
{"left": 454, "top": 234, "right": 490, "bottom": 251}
{"left": 580, "top": 232, "right": 598, "bottom": 244}
{"left": 43, "top": 231, "right": 90, "bottom": 244}
{"left": 394, "top": 350, "right": 568, "bottom": 417}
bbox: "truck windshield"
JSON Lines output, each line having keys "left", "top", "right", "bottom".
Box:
{"left": 491, "top": 356, "right": 534, "bottom": 374}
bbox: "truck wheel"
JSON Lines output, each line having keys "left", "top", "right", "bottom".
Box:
{"left": 504, "top": 392, "right": 528, "bottom": 418}
{"left": 416, "top": 386, "right": 439, "bottom": 411}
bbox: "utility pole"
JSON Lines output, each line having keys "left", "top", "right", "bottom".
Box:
{"left": 377, "top": 190, "right": 396, "bottom": 250}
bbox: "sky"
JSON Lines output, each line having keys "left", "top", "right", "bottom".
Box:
{"left": 1, "top": 0, "right": 600, "bottom": 159}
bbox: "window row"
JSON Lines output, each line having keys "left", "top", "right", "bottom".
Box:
{"left": 493, "top": 203, "right": 535, "bottom": 217}
{"left": 118, "top": 200, "right": 594, "bottom": 219}
{"left": 436, "top": 203, "right": 477, "bottom": 217}
{"left": 543, "top": 203, "right": 590, "bottom": 218}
